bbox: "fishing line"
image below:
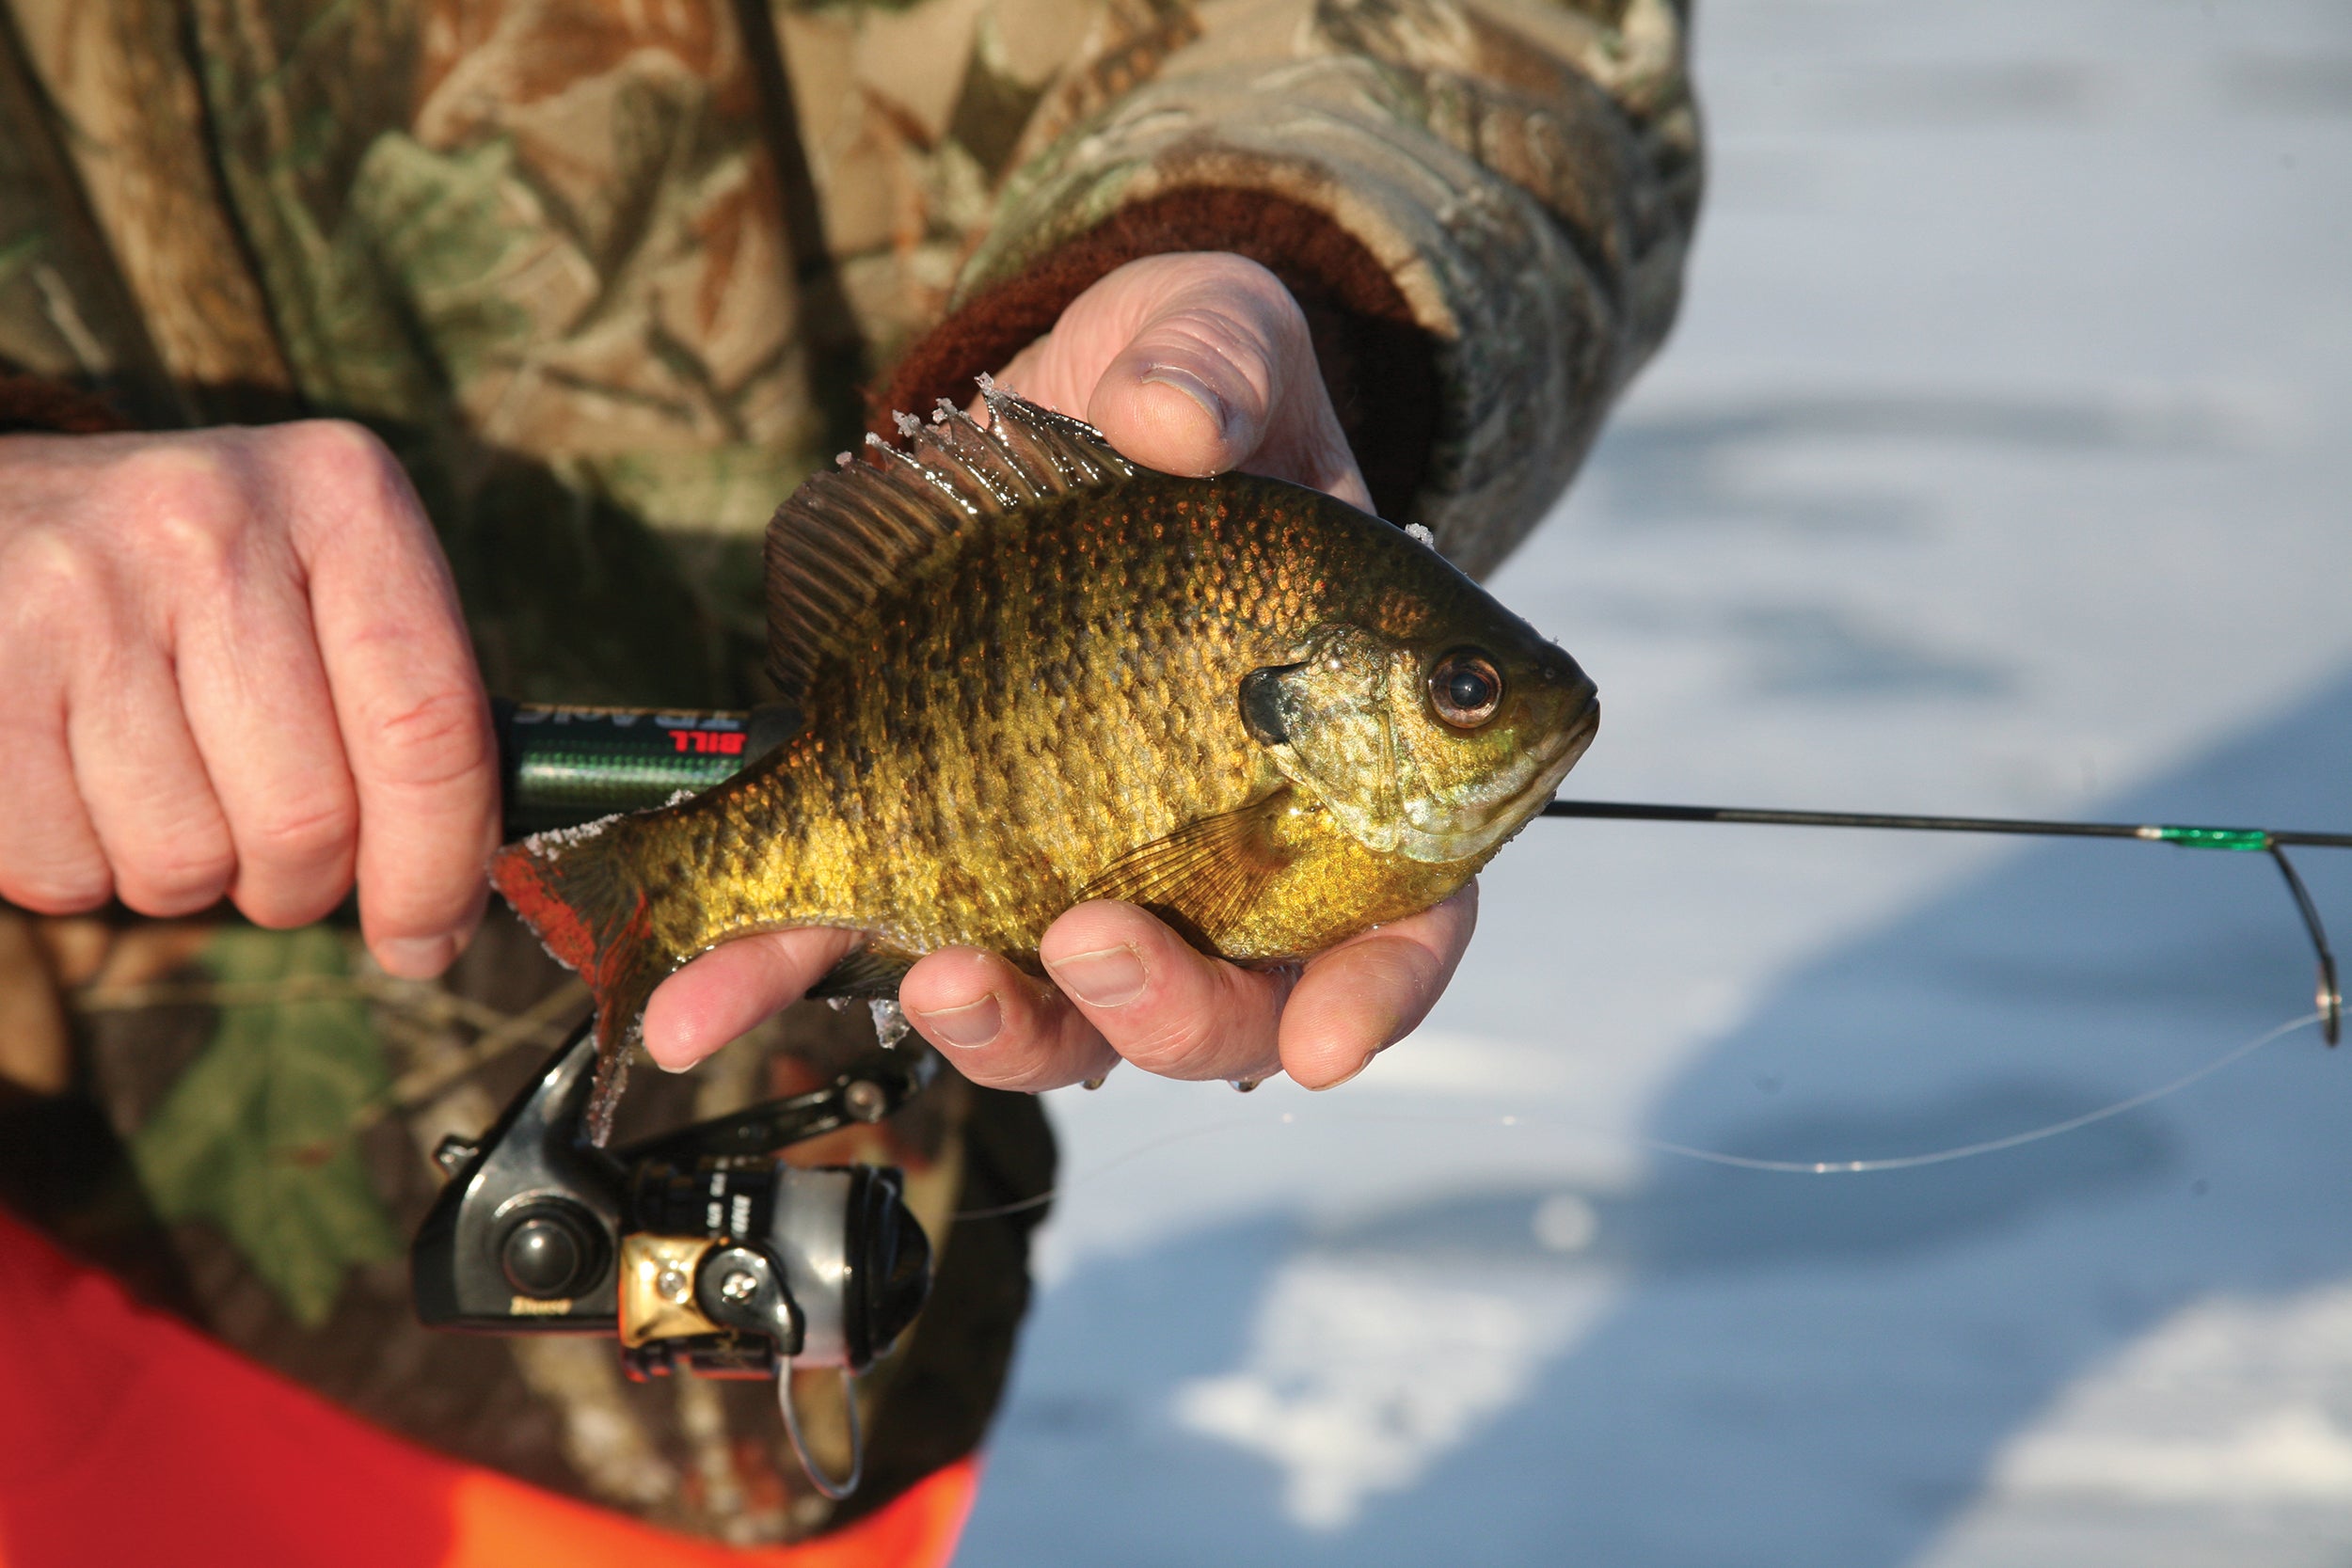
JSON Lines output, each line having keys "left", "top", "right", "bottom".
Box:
{"left": 953, "top": 1117, "right": 1278, "bottom": 1221}
{"left": 1637, "top": 1009, "right": 2319, "bottom": 1173}
{"left": 952, "top": 1009, "right": 2320, "bottom": 1220}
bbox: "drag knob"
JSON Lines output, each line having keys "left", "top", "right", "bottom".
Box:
{"left": 498, "top": 1201, "right": 606, "bottom": 1299}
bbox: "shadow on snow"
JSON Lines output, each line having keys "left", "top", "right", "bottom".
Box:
{"left": 961, "top": 664, "right": 2352, "bottom": 1568}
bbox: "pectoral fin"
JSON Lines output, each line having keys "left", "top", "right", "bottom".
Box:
{"left": 1078, "top": 789, "right": 1297, "bottom": 951}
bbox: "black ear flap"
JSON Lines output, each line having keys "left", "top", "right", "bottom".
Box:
{"left": 1238, "top": 664, "right": 1301, "bottom": 747}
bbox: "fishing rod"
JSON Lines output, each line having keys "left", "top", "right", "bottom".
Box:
{"left": 1541, "top": 799, "right": 2344, "bottom": 1045}
{"left": 415, "top": 697, "right": 2345, "bottom": 1466}
{"left": 490, "top": 700, "right": 2346, "bottom": 1044}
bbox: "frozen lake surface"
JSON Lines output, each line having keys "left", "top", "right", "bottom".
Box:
{"left": 955, "top": 1, "right": 2352, "bottom": 1562}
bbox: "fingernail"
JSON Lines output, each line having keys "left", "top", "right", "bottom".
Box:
{"left": 1140, "top": 367, "right": 1231, "bottom": 439}
{"left": 1311, "top": 1046, "right": 1384, "bottom": 1092}
{"left": 913, "top": 993, "right": 1003, "bottom": 1050}
{"left": 377, "top": 934, "right": 455, "bottom": 978}
{"left": 1045, "top": 943, "right": 1147, "bottom": 1007}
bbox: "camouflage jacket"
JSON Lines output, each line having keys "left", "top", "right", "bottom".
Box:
{"left": 0, "top": 0, "right": 1697, "bottom": 1547}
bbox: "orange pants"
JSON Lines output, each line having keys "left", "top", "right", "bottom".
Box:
{"left": 0, "top": 1209, "right": 975, "bottom": 1568}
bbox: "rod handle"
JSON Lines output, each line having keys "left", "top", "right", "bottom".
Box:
{"left": 494, "top": 700, "right": 798, "bottom": 841}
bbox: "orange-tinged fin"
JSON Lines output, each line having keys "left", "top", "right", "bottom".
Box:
{"left": 1079, "top": 788, "right": 1296, "bottom": 952}
{"left": 487, "top": 816, "right": 665, "bottom": 1143}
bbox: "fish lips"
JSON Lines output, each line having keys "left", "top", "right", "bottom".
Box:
{"left": 1395, "top": 680, "right": 1599, "bottom": 863}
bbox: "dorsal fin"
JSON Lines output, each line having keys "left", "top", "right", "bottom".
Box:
{"left": 763, "top": 382, "right": 1138, "bottom": 705}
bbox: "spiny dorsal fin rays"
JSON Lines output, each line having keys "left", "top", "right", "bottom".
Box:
{"left": 919, "top": 400, "right": 1041, "bottom": 511}
{"left": 763, "top": 387, "right": 1138, "bottom": 704}
{"left": 975, "top": 375, "right": 1135, "bottom": 491}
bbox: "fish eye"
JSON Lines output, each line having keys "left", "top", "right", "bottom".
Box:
{"left": 1428, "top": 650, "right": 1503, "bottom": 729}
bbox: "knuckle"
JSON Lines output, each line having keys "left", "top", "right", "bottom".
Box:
{"left": 119, "top": 440, "right": 245, "bottom": 526}
{"left": 115, "top": 449, "right": 254, "bottom": 586}
{"left": 1160, "top": 309, "right": 1263, "bottom": 368}
{"left": 270, "top": 418, "right": 386, "bottom": 478}
{"left": 362, "top": 686, "right": 492, "bottom": 791}
{"left": 142, "top": 830, "right": 236, "bottom": 894}
{"left": 278, "top": 420, "right": 412, "bottom": 527}
{"left": 1119, "top": 1009, "right": 1227, "bottom": 1077}
{"left": 118, "top": 835, "right": 235, "bottom": 914}
{"left": 1183, "top": 257, "right": 1301, "bottom": 332}
{"left": 241, "top": 787, "right": 358, "bottom": 868}
{"left": 4, "top": 525, "right": 109, "bottom": 629}
{"left": 1197, "top": 250, "right": 1282, "bottom": 293}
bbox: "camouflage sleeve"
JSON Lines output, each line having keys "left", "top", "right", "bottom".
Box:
{"left": 882, "top": 0, "right": 1700, "bottom": 575}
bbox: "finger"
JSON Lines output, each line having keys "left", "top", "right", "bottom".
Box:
{"left": 175, "top": 529, "right": 358, "bottom": 928}
{"left": 290, "top": 423, "right": 499, "bottom": 977}
{"left": 66, "top": 639, "right": 235, "bottom": 918}
{"left": 1279, "top": 883, "right": 1479, "bottom": 1089}
{"left": 0, "top": 689, "right": 111, "bottom": 913}
{"left": 902, "top": 945, "right": 1116, "bottom": 1091}
{"left": 1078, "top": 255, "right": 1372, "bottom": 510}
{"left": 1038, "top": 900, "right": 1290, "bottom": 1083}
{"left": 0, "top": 446, "right": 185, "bottom": 913}
{"left": 642, "top": 927, "right": 866, "bottom": 1072}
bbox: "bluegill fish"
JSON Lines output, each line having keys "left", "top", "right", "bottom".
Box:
{"left": 492, "top": 389, "right": 1597, "bottom": 1132}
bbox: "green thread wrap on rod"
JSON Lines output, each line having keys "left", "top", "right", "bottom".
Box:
{"left": 2146, "top": 825, "right": 2272, "bottom": 852}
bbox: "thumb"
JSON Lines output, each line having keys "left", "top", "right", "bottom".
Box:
{"left": 1081, "top": 255, "right": 1372, "bottom": 510}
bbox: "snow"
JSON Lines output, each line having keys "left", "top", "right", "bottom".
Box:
{"left": 950, "top": 1, "right": 2352, "bottom": 1562}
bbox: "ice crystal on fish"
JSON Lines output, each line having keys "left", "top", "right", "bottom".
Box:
{"left": 522, "top": 812, "right": 623, "bottom": 855}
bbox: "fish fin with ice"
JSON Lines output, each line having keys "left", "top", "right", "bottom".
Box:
{"left": 807, "top": 944, "right": 915, "bottom": 1001}
{"left": 487, "top": 819, "right": 666, "bottom": 1143}
{"left": 763, "top": 388, "right": 1138, "bottom": 707}
{"left": 1078, "top": 787, "right": 1298, "bottom": 950}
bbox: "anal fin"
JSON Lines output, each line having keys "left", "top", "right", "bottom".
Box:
{"left": 808, "top": 945, "right": 915, "bottom": 1001}
{"left": 1078, "top": 788, "right": 1296, "bottom": 952}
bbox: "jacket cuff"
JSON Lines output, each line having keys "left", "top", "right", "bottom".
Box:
{"left": 0, "top": 371, "right": 131, "bottom": 436}
{"left": 881, "top": 54, "right": 1645, "bottom": 576}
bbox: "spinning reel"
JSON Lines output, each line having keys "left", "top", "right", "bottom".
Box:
{"left": 411, "top": 1017, "right": 937, "bottom": 1498}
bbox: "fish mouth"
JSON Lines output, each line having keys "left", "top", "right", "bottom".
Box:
{"left": 1400, "top": 689, "right": 1599, "bottom": 863}
{"left": 1513, "top": 695, "right": 1600, "bottom": 816}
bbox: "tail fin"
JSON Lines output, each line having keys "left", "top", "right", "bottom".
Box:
{"left": 488, "top": 816, "right": 668, "bottom": 1144}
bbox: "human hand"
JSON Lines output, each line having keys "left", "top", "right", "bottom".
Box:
{"left": 644, "top": 252, "right": 1474, "bottom": 1091}
{"left": 0, "top": 422, "right": 498, "bottom": 976}
{"left": 981, "top": 251, "right": 1374, "bottom": 511}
